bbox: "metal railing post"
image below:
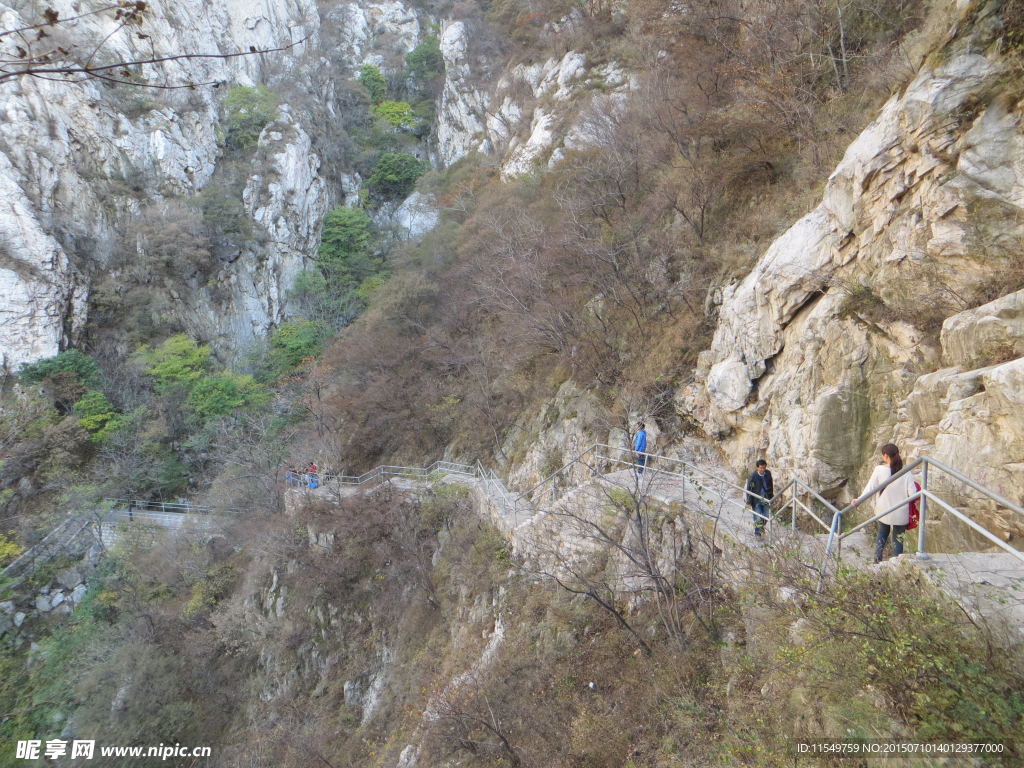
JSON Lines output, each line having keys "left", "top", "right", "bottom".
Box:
{"left": 819, "top": 511, "right": 841, "bottom": 592}
{"left": 917, "top": 461, "right": 930, "bottom": 560}
{"left": 292, "top": 447, "right": 1024, "bottom": 576}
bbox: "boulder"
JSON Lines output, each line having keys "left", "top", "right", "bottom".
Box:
{"left": 56, "top": 567, "right": 82, "bottom": 590}
{"left": 941, "top": 290, "right": 1024, "bottom": 369}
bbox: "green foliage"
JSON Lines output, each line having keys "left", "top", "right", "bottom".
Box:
{"left": 73, "top": 391, "right": 125, "bottom": 442}
{"left": 287, "top": 269, "right": 360, "bottom": 331}
{"left": 290, "top": 267, "right": 330, "bottom": 300}
{"left": 152, "top": 451, "right": 191, "bottom": 495}
{"left": 797, "top": 570, "right": 1024, "bottom": 750}
{"left": 320, "top": 206, "right": 373, "bottom": 259}
{"left": 358, "top": 64, "right": 387, "bottom": 104}
{"left": 409, "top": 99, "right": 436, "bottom": 138}
{"left": 138, "top": 333, "right": 268, "bottom": 437}
{"left": 18, "top": 349, "right": 100, "bottom": 387}
{"left": 367, "top": 152, "right": 425, "bottom": 198}
{"left": 371, "top": 99, "right": 417, "bottom": 129}
{"left": 185, "top": 372, "right": 268, "bottom": 422}
{"left": 318, "top": 206, "right": 380, "bottom": 290}
{"left": 355, "top": 273, "right": 388, "bottom": 302}
{"left": 0, "top": 532, "right": 22, "bottom": 567}
{"left": 270, "top": 319, "right": 321, "bottom": 369}
{"left": 182, "top": 564, "right": 236, "bottom": 619}
{"left": 143, "top": 335, "right": 212, "bottom": 387}
{"left": 405, "top": 35, "right": 444, "bottom": 90}
{"left": 402, "top": 37, "right": 443, "bottom": 135}
{"left": 194, "top": 187, "right": 252, "bottom": 239}
{"left": 222, "top": 85, "right": 279, "bottom": 150}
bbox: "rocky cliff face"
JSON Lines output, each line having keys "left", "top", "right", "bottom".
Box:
{"left": 0, "top": 0, "right": 431, "bottom": 369}
{"left": 677, "top": 2, "right": 1024, "bottom": 545}
{"left": 6, "top": 0, "right": 1022, "bottom": 548}
{"left": 435, "top": 18, "right": 634, "bottom": 175}
{"left": 0, "top": 0, "right": 641, "bottom": 371}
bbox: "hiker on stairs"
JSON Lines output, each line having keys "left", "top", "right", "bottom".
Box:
{"left": 745, "top": 459, "right": 774, "bottom": 538}
{"left": 633, "top": 422, "right": 649, "bottom": 475}
{"left": 853, "top": 443, "right": 916, "bottom": 564}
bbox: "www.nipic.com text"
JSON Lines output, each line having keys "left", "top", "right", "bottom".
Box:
{"left": 16, "top": 740, "right": 212, "bottom": 761}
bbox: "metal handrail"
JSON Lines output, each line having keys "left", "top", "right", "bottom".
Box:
{"left": 594, "top": 443, "right": 771, "bottom": 503}
{"left": 921, "top": 490, "right": 1024, "bottom": 562}
{"left": 316, "top": 460, "right": 476, "bottom": 487}
{"left": 499, "top": 442, "right": 1023, "bottom": 578}
{"left": 579, "top": 453, "right": 805, "bottom": 549}
{"left": 841, "top": 487, "right": 925, "bottom": 539}
{"left": 104, "top": 498, "right": 216, "bottom": 515}
{"left": 289, "top": 444, "right": 1024, "bottom": 583}
{"left": 816, "top": 455, "right": 1024, "bottom": 588}
{"left": 516, "top": 445, "right": 599, "bottom": 503}
{"left": 512, "top": 442, "right": 838, "bottom": 542}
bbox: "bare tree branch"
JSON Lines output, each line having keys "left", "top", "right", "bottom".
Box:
{"left": 0, "top": 4, "right": 308, "bottom": 89}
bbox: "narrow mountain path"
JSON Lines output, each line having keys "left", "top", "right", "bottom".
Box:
{"left": 297, "top": 455, "right": 1024, "bottom": 635}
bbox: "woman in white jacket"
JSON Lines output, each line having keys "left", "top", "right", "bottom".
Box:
{"left": 854, "top": 443, "right": 917, "bottom": 563}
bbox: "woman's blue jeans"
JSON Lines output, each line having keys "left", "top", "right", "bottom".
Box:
{"left": 875, "top": 523, "right": 907, "bottom": 562}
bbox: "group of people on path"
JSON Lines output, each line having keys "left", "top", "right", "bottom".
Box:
{"left": 745, "top": 443, "right": 917, "bottom": 563}
{"left": 285, "top": 461, "right": 320, "bottom": 489}
{"left": 289, "top": 421, "right": 916, "bottom": 565}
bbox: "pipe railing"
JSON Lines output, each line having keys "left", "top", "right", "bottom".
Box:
{"left": 589, "top": 447, "right": 796, "bottom": 542}
{"left": 816, "top": 455, "right": 1024, "bottom": 589}
{"left": 516, "top": 445, "right": 601, "bottom": 507}
{"left": 293, "top": 446, "right": 1023, "bottom": 584}
{"left": 510, "top": 442, "right": 841, "bottom": 544}
{"left": 314, "top": 460, "right": 476, "bottom": 487}
{"left": 104, "top": 498, "right": 218, "bottom": 515}
{"left": 498, "top": 443, "right": 1022, "bottom": 580}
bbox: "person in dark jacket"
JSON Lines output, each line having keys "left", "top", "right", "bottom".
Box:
{"left": 746, "top": 459, "right": 774, "bottom": 537}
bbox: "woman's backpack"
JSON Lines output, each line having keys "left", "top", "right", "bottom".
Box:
{"left": 907, "top": 481, "right": 922, "bottom": 530}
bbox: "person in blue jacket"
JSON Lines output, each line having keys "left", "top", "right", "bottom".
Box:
{"left": 633, "top": 422, "right": 648, "bottom": 475}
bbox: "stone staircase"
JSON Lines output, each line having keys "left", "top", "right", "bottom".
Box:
{"left": 305, "top": 449, "right": 1024, "bottom": 636}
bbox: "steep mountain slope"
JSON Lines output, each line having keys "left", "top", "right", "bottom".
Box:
{"left": 0, "top": 0, "right": 427, "bottom": 367}
{"left": 679, "top": 1, "right": 1024, "bottom": 546}
{"left": 3, "top": 1, "right": 1024, "bottom": 767}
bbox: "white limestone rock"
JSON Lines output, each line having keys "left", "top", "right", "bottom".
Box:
{"left": 940, "top": 289, "right": 1024, "bottom": 369}
{"left": 392, "top": 191, "right": 439, "bottom": 239}
{"left": 502, "top": 108, "right": 558, "bottom": 178}
{"left": 707, "top": 360, "right": 753, "bottom": 412}
{"left": 0, "top": 0, "right": 355, "bottom": 369}
{"left": 326, "top": 0, "right": 422, "bottom": 68}
{"left": 680, "top": 13, "right": 1024, "bottom": 525}
{"left": 435, "top": 21, "right": 632, "bottom": 175}
{"left": 0, "top": 150, "right": 85, "bottom": 368}
{"left": 436, "top": 21, "right": 489, "bottom": 167}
